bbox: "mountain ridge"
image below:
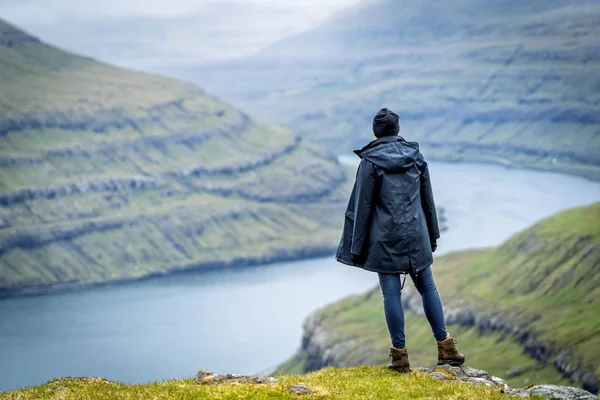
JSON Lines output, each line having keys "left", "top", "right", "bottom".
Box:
{"left": 0, "top": 19, "right": 350, "bottom": 296}
{"left": 188, "top": 0, "right": 600, "bottom": 180}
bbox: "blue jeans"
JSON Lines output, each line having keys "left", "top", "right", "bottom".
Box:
{"left": 378, "top": 266, "right": 447, "bottom": 349}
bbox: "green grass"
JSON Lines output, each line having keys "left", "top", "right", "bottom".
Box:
{"left": 0, "top": 366, "right": 518, "bottom": 400}
{"left": 277, "top": 203, "right": 600, "bottom": 389}
{"left": 0, "top": 20, "right": 351, "bottom": 295}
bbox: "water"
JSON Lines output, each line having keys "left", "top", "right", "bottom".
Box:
{"left": 1, "top": 161, "right": 599, "bottom": 391}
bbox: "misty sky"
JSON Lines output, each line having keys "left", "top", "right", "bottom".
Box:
{"left": 0, "top": 0, "right": 360, "bottom": 70}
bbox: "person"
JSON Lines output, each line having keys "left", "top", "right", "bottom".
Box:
{"left": 336, "top": 108, "right": 465, "bottom": 373}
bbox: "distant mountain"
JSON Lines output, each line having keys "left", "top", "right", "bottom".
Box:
{"left": 277, "top": 203, "right": 600, "bottom": 393}
{"left": 0, "top": 19, "right": 350, "bottom": 297}
{"left": 189, "top": 0, "right": 600, "bottom": 180}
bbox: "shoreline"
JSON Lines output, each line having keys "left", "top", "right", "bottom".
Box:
{"left": 339, "top": 153, "right": 600, "bottom": 182}
{"left": 0, "top": 245, "right": 337, "bottom": 300}
{"left": 0, "top": 209, "right": 448, "bottom": 301}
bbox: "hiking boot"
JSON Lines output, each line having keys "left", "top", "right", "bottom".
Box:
{"left": 437, "top": 334, "right": 465, "bottom": 366}
{"left": 388, "top": 346, "right": 411, "bottom": 373}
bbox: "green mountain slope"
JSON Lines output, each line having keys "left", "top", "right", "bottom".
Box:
{"left": 0, "top": 20, "right": 350, "bottom": 296}
{"left": 277, "top": 203, "right": 600, "bottom": 393}
{"left": 190, "top": 0, "right": 600, "bottom": 180}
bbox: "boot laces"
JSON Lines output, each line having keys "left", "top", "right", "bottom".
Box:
{"left": 440, "top": 338, "right": 457, "bottom": 348}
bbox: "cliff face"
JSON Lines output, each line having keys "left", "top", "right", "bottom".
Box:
{"left": 0, "top": 19, "right": 351, "bottom": 296}
{"left": 190, "top": 0, "right": 600, "bottom": 180}
{"left": 278, "top": 203, "right": 600, "bottom": 394}
{"left": 290, "top": 288, "right": 599, "bottom": 394}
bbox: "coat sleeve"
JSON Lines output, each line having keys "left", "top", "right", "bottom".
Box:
{"left": 351, "top": 159, "right": 377, "bottom": 257}
{"left": 420, "top": 160, "right": 440, "bottom": 242}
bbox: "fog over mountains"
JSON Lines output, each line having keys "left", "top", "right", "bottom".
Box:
{"left": 188, "top": 0, "right": 600, "bottom": 179}
{"left": 0, "top": 0, "right": 361, "bottom": 69}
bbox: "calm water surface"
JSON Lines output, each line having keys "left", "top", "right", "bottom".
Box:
{"left": 1, "top": 161, "right": 599, "bottom": 391}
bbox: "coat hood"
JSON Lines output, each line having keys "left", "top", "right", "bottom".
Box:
{"left": 354, "top": 135, "right": 421, "bottom": 172}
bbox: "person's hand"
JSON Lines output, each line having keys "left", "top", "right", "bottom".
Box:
{"left": 351, "top": 253, "right": 366, "bottom": 266}
{"left": 431, "top": 240, "right": 438, "bottom": 253}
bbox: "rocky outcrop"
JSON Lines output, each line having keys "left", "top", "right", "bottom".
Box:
{"left": 0, "top": 133, "right": 311, "bottom": 206}
{"left": 295, "top": 286, "right": 598, "bottom": 394}
{"left": 401, "top": 288, "right": 599, "bottom": 394}
{"left": 194, "top": 369, "right": 279, "bottom": 385}
{"left": 300, "top": 296, "right": 382, "bottom": 372}
{"left": 193, "top": 166, "right": 347, "bottom": 203}
{"left": 177, "top": 136, "right": 301, "bottom": 178}
{"left": 192, "top": 367, "right": 596, "bottom": 399}
{"left": 0, "top": 205, "right": 315, "bottom": 260}
{"left": 194, "top": 370, "right": 315, "bottom": 396}
{"left": 0, "top": 97, "right": 237, "bottom": 137}
{"left": 0, "top": 176, "right": 160, "bottom": 206}
{"left": 0, "top": 116, "right": 251, "bottom": 167}
{"left": 419, "top": 364, "right": 596, "bottom": 399}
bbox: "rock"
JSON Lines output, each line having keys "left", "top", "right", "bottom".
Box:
{"left": 394, "top": 289, "right": 596, "bottom": 390}
{"left": 491, "top": 376, "right": 510, "bottom": 391}
{"left": 419, "top": 364, "right": 561, "bottom": 395}
{"left": 288, "top": 383, "right": 314, "bottom": 395}
{"left": 45, "top": 376, "right": 113, "bottom": 385}
{"left": 216, "top": 374, "right": 240, "bottom": 383}
{"left": 428, "top": 372, "right": 452, "bottom": 381}
{"left": 436, "top": 364, "right": 468, "bottom": 379}
{"left": 193, "top": 370, "right": 278, "bottom": 386}
{"left": 195, "top": 370, "right": 215, "bottom": 378}
{"left": 467, "top": 377, "right": 496, "bottom": 387}
{"left": 518, "top": 384, "right": 597, "bottom": 400}
{"left": 240, "top": 376, "right": 279, "bottom": 384}
{"left": 461, "top": 365, "right": 493, "bottom": 380}
{"left": 191, "top": 365, "right": 598, "bottom": 400}
{"left": 194, "top": 369, "right": 216, "bottom": 384}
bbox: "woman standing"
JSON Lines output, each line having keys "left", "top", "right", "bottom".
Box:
{"left": 336, "top": 108, "right": 465, "bottom": 372}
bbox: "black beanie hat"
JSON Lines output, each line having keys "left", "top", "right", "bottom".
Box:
{"left": 373, "top": 108, "right": 400, "bottom": 138}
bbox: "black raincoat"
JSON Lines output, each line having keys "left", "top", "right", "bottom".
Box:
{"left": 335, "top": 135, "right": 440, "bottom": 274}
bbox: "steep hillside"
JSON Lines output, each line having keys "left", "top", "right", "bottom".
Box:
{"left": 0, "top": 20, "right": 350, "bottom": 297}
{"left": 277, "top": 203, "right": 600, "bottom": 393}
{"left": 190, "top": 0, "right": 600, "bottom": 180}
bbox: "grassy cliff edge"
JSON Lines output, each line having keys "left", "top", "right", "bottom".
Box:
{"left": 277, "top": 203, "right": 600, "bottom": 393}
{"left": 0, "top": 366, "right": 554, "bottom": 400}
